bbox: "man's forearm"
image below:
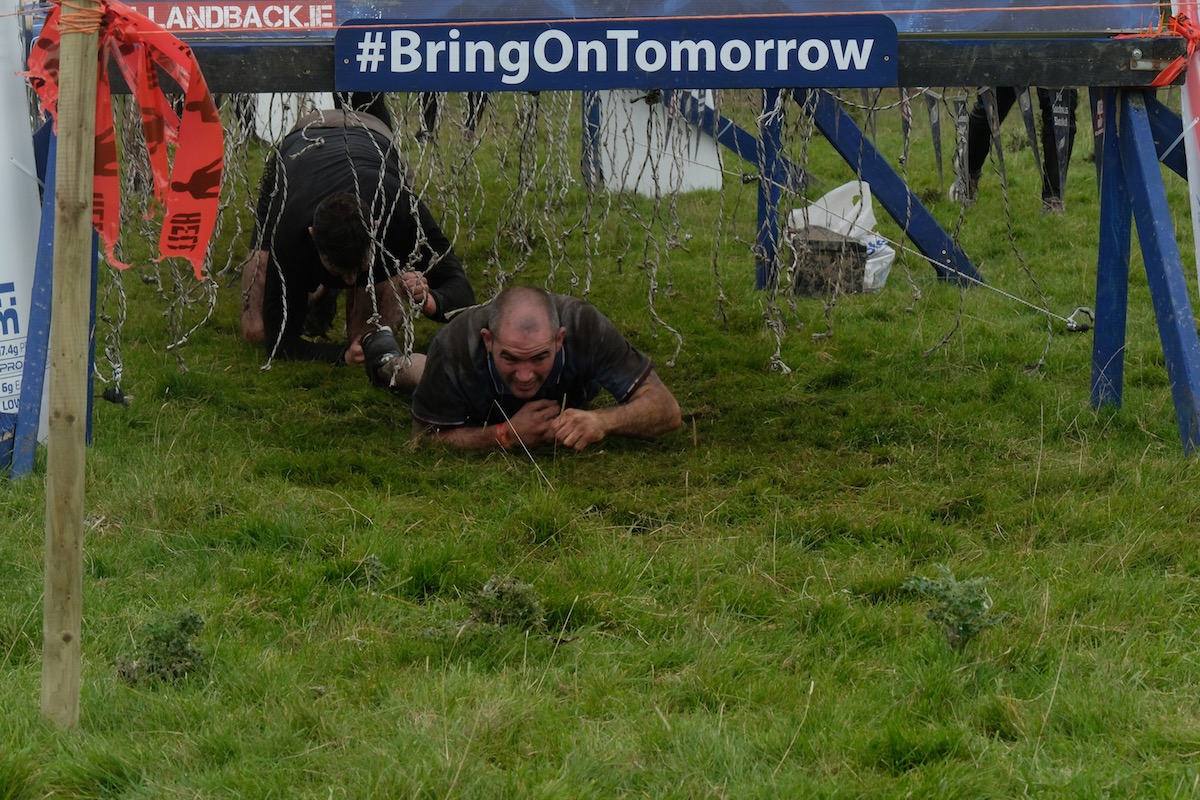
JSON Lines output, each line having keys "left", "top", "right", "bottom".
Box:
{"left": 240, "top": 250, "right": 269, "bottom": 344}
{"left": 425, "top": 253, "right": 475, "bottom": 322}
{"left": 591, "top": 375, "right": 681, "bottom": 440}
{"left": 412, "top": 420, "right": 510, "bottom": 449}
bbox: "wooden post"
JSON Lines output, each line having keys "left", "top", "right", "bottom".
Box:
{"left": 42, "top": 0, "right": 101, "bottom": 728}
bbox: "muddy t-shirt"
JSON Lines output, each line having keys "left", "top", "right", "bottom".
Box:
{"left": 253, "top": 110, "right": 473, "bottom": 362}
{"left": 412, "top": 295, "right": 653, "bottom": 428}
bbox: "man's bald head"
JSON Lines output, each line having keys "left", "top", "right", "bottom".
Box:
{"left": 486, "top": 286, "right": 561, "bottom": 338}
{"left": 482, "top": 287, "right": 566, "bottom": 399}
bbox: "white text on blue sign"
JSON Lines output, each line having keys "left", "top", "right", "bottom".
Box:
{"left": 336, "top": 16, "right": 898, "bottom": 91}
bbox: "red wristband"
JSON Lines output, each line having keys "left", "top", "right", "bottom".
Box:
{"left": 494, "top": 422, "right": 511, "bottom": 449}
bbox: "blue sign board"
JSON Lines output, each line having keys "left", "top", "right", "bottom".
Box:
{"left": 339, "top": 1, "right": 1151, "bottom": 36}
{"left": 336, "top": 15, "right": 899, "bottom": 92}
{"left": 98, "top": 0, "right": 1153, "bottom": 43}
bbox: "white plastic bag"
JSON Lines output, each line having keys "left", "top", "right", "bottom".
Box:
{"left": 788, "top": 181, "right": 895, "bottom": 292}
{"left": 860, "top": 233, "right": 896, "bottom": 293}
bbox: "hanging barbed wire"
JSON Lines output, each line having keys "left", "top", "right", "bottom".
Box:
{"left": 92, "top": 82, "right": 1093, "bottom": 396}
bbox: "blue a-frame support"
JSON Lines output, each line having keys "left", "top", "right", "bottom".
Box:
{"left": 9, "top": 124, "right": 57, "bottom": 477}
{"left": 10, "top": 124, "right": 99, "bottom": 478}
{"left": 582, "top": 86, "right": 983, "bottom": 291}
{"left": 743, "top": 82, "right": 1200, "bottom": 455}
{"left": 748, "top": 87, "right": 982, "bottom": 290}
{"left": 1090, "top": 88, "right": 1200, "bottom": 453}
{"left": 653, "top": 81, "right": 1200, "bottom": 454}
{"left": 791, "top": 88, "right": 981, "bottom": 289}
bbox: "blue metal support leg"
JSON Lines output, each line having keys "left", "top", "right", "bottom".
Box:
{"left": 1142, "top": 91, "right": 1189, "bottom": 179}
{"left": 1106, "top": 89, "right": 1200, "bottom": 453}
{"left": 12, "top": 126, "right": 57, "bottom": 477}
{"left": 796, "top": 88, "right": 982, "bottom": 286}
{"left": 12, "top": 126, "right": 99, "bottom": 476}
{"left": 755, "top": 89, "right": 785, "bottom": 289}
{"left": 1091, "top": 87, "right": 1132, "bottom": 411}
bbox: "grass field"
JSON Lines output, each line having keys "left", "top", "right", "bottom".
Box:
{"left": 3, "top": 88, "right": 1200, "bottom": 798}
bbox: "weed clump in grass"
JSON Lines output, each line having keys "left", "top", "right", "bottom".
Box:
{"left": 115, "top": 609, "right": 207, "bottom": 685}
{"left": 904, "top": 565, "right": 1004, "bottom": 653}
{"left": 321, "top": 552, "right": 388, "bottom": 591}
{"left": 469, "top": 575, "right": 545, "bottom": 631}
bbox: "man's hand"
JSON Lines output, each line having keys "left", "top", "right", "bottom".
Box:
{"left": 505, "top": 399, "right": 562, "bottom": 448}
{"left": 344, "top": 336, "right": 365, "bottom": 365}
{"left": 415, "top": 371, "right": 680, "bottom": 451}
{"left": 548, "top": 373, "right": 681, "bottom": 451}
{"left": 400, "top": 271, "right": 437, "bottom": 317}
{"left": 548, "top": 409, "right": 606, "bottom": 451}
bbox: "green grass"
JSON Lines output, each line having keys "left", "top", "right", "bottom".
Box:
{"left": 3, "top": 87, "right": 1200, "bottom": 797}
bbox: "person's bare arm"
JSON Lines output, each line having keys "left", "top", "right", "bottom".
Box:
{"left": 549, "top": 372, "right": 681, "bottom": 451}
{"left": 239, "top": 250, "right": 269, "bottom": 344}
{"left": 342, "top": 289, "right": 367, "bottom": 365}
{"left": 411, "top": 400, "right": 562, "bottom": 449}
{"left": 411, "top": 420, "right": 508, "bottom": 449}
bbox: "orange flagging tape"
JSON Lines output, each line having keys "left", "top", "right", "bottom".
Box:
{"left": 23, "top": 0, "right": 223, "bottom": 280}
